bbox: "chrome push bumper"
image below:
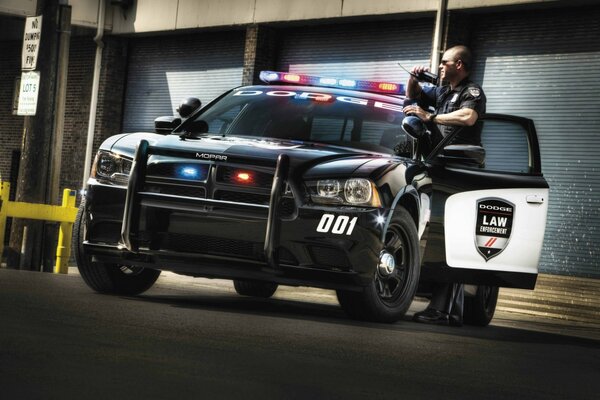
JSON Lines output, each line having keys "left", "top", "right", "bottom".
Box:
{"left": 120, "top": 139, "right": 290, "bottom": 269}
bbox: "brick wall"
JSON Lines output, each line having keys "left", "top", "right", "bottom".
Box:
{"left": 0, "top": 40, "right": 24, "bottom": 186}
{"left": 95, "top": 37, "right": 128, "bottom": 158}
{"left": 59, "top": 35, "right": 128, "bottom": 192}
{"left": 60, "top": 35, "right": 95, "bottom": 192}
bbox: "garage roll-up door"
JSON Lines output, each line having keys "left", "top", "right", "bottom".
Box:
{"left": 277, "top": 19, "right": 434, "bottom": 88}
{"left": 470, "top": 6, "right": 600, "bottom": 278}
{"left": 123, "top": 31, "right": 245, "bottom": 132}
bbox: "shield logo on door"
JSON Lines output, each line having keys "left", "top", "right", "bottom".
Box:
{"left": 475, "top": 198, "right": 515, "bottom": 261}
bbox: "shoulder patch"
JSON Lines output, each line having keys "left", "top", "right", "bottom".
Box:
{"left": 468, "top": 87, "right": 481, "bottom": 98}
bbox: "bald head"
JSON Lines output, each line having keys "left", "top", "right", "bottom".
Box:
{"left": 445, "top": 45, "right": 473, "bottom": 73}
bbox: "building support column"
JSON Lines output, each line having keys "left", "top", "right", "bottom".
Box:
{"left": 442, "top": 10, "right": 475, "bottom": 50}
{"left": 8, "top": 0, "right": 71, "bottom": 271}
{"left": 242, "top": 24, "right": 279, "bottom": 86}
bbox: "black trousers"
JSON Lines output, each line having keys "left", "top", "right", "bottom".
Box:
{"left": 429, "top": 282, "right": 464, "bottom": 319}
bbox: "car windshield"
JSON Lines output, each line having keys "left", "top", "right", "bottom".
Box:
{"left": 180, "top": 87, "right": 412, "bottom": 155}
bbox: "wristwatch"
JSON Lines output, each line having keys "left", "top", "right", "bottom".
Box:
{"left": 428, "top": 112, "right": 437, "bottom": 123}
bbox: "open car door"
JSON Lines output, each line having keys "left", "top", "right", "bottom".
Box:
{"left": 422, "top": 114, "right": 549, "bottom": 289}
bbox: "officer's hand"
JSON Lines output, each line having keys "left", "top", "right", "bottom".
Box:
{"left": 409, "top": 66, "right": 431, "bottom": 81}
{"left": 402, "top": 104, "right": 430, "bottom": 122}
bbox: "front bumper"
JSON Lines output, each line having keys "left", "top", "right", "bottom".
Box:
{"left": 83, "top": 142, "right": 390, "bottom": 291}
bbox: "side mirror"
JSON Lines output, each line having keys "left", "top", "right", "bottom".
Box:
{"left": 438, "top": 144, "right": 486, "bottom": 166}
{"left": 177, "top": 97, "right": 201, "bottom": 118}
{"left": 154, "top": 116, "right": 181, "bottom": 135}
{"left": 401, "top": 116, "right": 427, "bottom": 140}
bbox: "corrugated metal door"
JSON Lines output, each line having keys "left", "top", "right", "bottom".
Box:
{"left": 470, "top": 6, "right": 600, "bottom": 277}
{"left": 277, "top": 19, "right": 434, "bottom": 87}
{"left": 123, "top": 31, "right": 245, "bottom": 132}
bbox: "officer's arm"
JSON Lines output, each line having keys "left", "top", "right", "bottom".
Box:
{"left": 406, "top": 76, "right": 422, "bottom": 99}
{"left": 431, "top": 108, "right": 479, "bottom": 126}
{"left": 406, "top": 65, "right": 430, "bottom": 99}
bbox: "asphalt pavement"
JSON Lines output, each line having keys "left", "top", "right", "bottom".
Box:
{"left": 0, "top": 268, "right": 598, "bottom": 400}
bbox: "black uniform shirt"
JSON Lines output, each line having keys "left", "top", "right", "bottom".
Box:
{"left": 420, "top": 78, "right": 486, "bottom": 146}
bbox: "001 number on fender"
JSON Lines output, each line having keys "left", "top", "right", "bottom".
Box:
{"left": 316, "top": 214, "right": 358, "bottom": 236}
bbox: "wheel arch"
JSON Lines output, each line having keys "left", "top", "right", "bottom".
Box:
{"left": 391, "top": 188, "right": 420, "bottom": 229}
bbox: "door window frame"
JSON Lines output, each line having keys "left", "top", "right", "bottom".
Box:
{"left": 424, "top": 113, "right": 542, "bottom": 175}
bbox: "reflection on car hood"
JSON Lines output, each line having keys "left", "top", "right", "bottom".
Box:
{"left": 107, "top": 133, "right": 402, "bottom": 177}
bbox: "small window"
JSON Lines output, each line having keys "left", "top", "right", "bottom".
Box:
{"left": 480, "top": 119, "right": 531, "bottom": 173}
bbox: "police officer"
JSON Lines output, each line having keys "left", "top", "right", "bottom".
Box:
{"left": 403, "top": 45, "right": 487, "bottom": 326}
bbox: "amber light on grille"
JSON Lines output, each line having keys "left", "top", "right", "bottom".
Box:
{"left": 234, "top": 171, "right": 254, "bottom": 184}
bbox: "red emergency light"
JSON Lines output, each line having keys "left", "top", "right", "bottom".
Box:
{"left": 234, "top": 171, "right": 254, "bottom": 184}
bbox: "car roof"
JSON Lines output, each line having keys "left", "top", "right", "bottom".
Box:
{"left": 237, "top": 85, "right": 406, "bottom": 105}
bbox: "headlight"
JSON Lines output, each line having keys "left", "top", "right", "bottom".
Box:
{"left": 344, "top": 178, "right": 372, "bottom": 204}
{"left": 308, "top": 178, "right": 381, "bottom": 207}
{"left": 90, "top": 150, "right": 132, "bottom": 186}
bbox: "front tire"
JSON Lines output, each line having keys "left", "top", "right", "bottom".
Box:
{"left": 233, "top": 280, "right": 278, "bottom": 298}
{"left": 464, "top": 285, "right": 499, "bottom": 326}
{"left": 73, "top": 200, "right": 160, "bottom": 295}
{"left": 337, "top": 207, "right": 420, "bottom": 323}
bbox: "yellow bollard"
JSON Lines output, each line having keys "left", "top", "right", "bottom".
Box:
{"left": 0, "top": 180, "right": 77, "bottom": 273}
{"left": 0, "top": 182, "right": 9, "bottom": 262}
{"left": 54, "top": 189, "right": 77, "bottom": 274}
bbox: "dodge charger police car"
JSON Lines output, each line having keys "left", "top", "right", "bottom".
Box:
{"left": 75, "top": 71, "right": 549, "bottom": 324}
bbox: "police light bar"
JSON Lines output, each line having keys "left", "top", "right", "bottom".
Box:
{"left": 259, "top": 70, "right": 405, "bottom": 95}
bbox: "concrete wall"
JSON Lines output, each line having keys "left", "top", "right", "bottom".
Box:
{"left": 0, "top": 0, "right": 35, "bottom": 17}
{"left": 70, "top": 0, "right": 113, "bottom": 30}
{"left": 110, "top": 0, "right": 577, "bottom": 34}
{"left": 0, "top": 0, "right": 580, "bottom": 32}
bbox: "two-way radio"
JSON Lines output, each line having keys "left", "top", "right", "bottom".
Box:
{"left": 398, "top": 63, "right": 439, "bottom": 85}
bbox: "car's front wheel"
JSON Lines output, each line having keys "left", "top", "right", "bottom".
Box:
{"left": 73, "top": 200, "right": 160, "bottom": 295}
{"left": 233, "top": 280, "right": 278, "bottom": 298}
{"left": 337, "top": 207, "right": 420, "bottom": 323}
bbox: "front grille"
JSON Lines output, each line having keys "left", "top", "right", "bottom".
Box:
{"left": 215, "top": 190, "right": 269, "bottom": 205}
{"left": 144, "top": 184, "right": 206, "bottom": 198}
{"left": 143, "top": 160, "right": 297, "bottom": 210}
{"left": 215, "top": 191, "right": 296, "bottom": 217}
{"left": 308, "top": 246, "right": 352, "bottom": 271}
{"left": 164, "top": 233, "right": 259, "bottom": 259}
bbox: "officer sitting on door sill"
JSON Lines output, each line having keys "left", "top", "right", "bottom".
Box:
{"left": 402, "top": 45, "right": 487, "bottom": 326}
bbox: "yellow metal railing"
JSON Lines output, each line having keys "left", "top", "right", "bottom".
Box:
{"left": 0, "top": 181, "right": 77, "bottom": 274}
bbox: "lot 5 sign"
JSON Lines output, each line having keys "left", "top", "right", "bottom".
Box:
{"left": 17, "top": 71, "right": 41, "bottom": 116}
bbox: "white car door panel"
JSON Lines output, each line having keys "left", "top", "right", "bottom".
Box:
{"left": 444, "top": 188, "right": 549, "bottom": 274}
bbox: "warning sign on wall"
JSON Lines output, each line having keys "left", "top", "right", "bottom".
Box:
{"left": 22, "top": 15, "right": 42, "bottom": 71}
{"left": 17, "top": 71, "right": 41, "bottom": 116}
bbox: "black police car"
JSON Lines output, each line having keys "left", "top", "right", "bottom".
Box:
{"left": 75, "top": 71, "right": 549, "bottom": 324}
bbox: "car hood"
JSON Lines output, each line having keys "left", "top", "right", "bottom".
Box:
{"left": 107, "top": 133, "right": 403, "bottom": 178}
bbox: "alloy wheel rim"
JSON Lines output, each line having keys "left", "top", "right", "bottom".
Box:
{"left": 375, "top": 225, "right": 410, "bottom": 305}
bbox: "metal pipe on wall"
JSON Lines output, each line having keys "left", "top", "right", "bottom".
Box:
{"left": 431, "top": 0, "right": 448, "bottom": 73}
{"left": 82, "top": 0, "right": 106, "bottom": 189}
